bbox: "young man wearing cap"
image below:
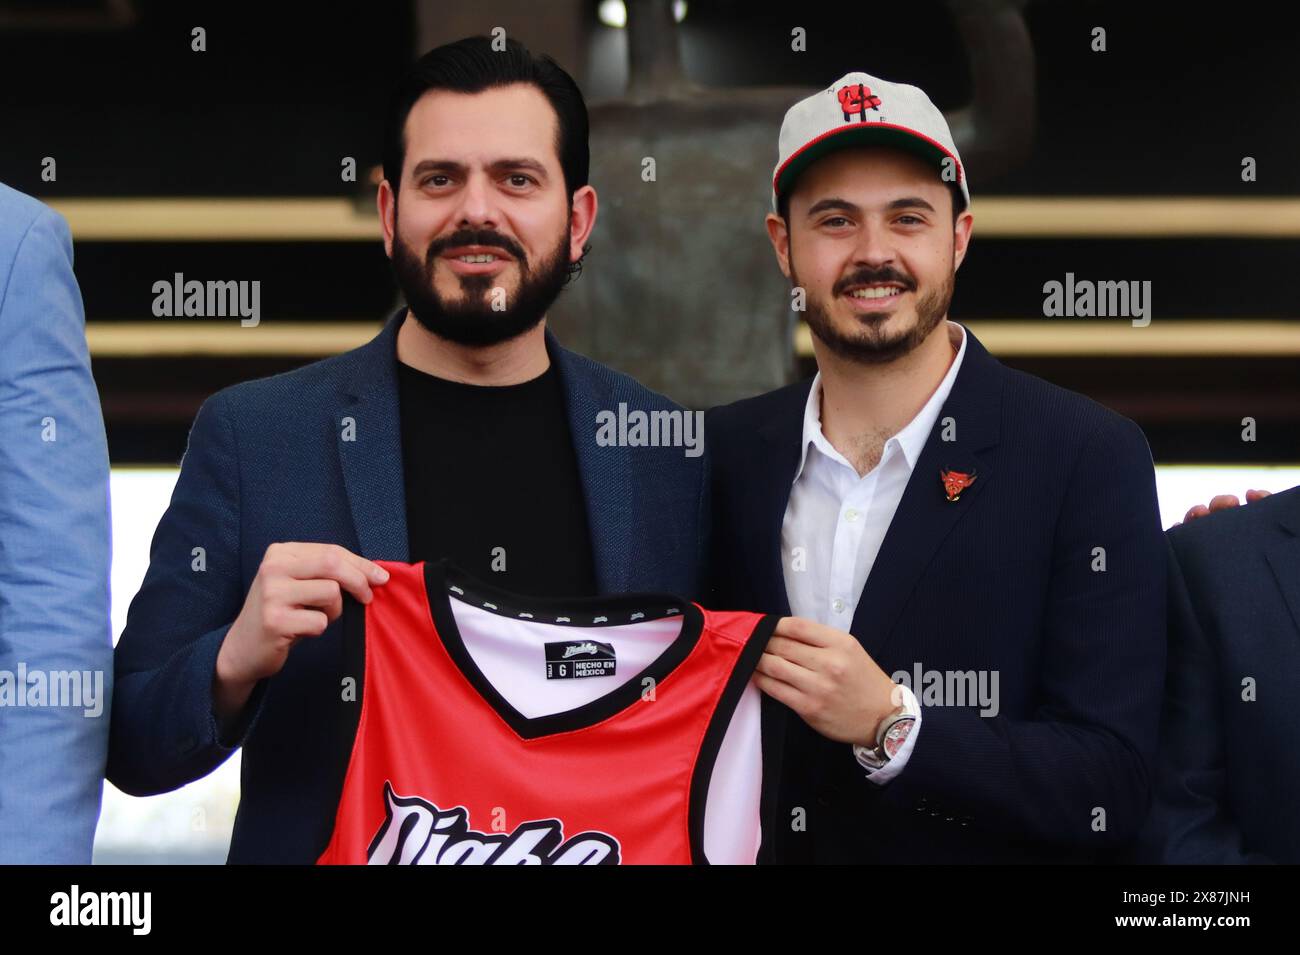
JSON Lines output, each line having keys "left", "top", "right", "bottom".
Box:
{"left": 706, "top": 73, "right": 1167, "bottom": 863}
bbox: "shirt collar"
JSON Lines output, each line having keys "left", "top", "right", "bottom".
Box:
{"left": 793, "top": 321, "right": 968, "bottom": 483}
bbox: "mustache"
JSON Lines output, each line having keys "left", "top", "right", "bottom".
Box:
{"left": 427, "top": 229, "right": 527, "bottom": 265}
{"left": 833, "top": 266, "right": 916, "bottom": 295}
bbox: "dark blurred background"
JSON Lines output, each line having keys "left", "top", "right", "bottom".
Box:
{"left": 1, "top": 0, "right": 1297, "bottom": 463}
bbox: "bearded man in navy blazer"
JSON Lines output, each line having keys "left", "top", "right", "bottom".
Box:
{"left": 706, "top": 72, "right": 1167, "bottom": 863}
{"left": 109, "top": 38, "right": 708, "bottom": 863}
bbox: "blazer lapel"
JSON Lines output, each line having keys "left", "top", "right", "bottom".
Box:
{"left": 847, "top": 325, "right": 1003, "bottom": 660}
{"left": 337, "top": 310, "right": 410, "bottom": 561}
{"left": 754, "top": 381, "right": 812, "bottom": 618}
{"left": 753, "top": 381, "right": 813, "bottom": 860}
{"left": 548, "top": 329, "right": 634, "bottom": 594}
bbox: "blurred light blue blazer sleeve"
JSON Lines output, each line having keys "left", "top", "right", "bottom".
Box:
{"left": 0, "top": 184, "right": 113, "bottom": 863}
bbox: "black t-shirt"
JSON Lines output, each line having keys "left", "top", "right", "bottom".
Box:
{"left": 396, "top": 359, "right": 597, "bottom": 598}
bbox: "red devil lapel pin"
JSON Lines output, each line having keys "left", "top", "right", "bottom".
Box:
{"left": 940, "top": 468, "right": 977, "bottom": 502}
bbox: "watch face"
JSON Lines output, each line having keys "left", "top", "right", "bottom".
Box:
{"left": 882, "top": 717, "right": 916, "bottom": 760}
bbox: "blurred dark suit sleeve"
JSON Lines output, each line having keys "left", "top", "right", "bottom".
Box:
{"left": 1139, "top": 536, "right": 1275, "bottom": 863}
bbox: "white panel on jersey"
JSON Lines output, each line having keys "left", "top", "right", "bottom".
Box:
{"left": 449, "top": 597, "right": 763, "bottom": 864}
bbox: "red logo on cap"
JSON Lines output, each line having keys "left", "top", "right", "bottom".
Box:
{"left": 837, "top": 83, "right": 882, "bottom": 123}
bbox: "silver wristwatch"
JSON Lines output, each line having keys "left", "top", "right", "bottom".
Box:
{"left": 853, "top": 684, "right": 919, "bottom": 772}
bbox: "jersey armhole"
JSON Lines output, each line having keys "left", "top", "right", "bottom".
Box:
{"left": 687, "top": 613, "right": 778, "bottom": 865}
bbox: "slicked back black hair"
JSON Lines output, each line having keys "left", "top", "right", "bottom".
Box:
{"left": 382, "top": 35, "right": 590, "bottom": 201}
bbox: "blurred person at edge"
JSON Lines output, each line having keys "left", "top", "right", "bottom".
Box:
{"left": 1139, "top": 485, "right": 1300, "bottom": 863}
{"left": 0, "top": 184, "right": 112, "bottom": 863}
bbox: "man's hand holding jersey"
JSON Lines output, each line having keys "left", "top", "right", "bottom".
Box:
{"left": 213, "top": 543, "right": 390, "bottom": 727}
{"left": 755, "top": 616, "right": 903, "bottom": 748}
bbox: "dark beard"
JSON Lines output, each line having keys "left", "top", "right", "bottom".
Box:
{"left": 797, "top": 263, "right": 953, "bottom": 365}
{"left": 391, "top": 219, "right": 571, "bottom": 347}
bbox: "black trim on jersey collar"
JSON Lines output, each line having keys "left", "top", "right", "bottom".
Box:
{"left": 423, "top": 558, "right": 706, "bottom": 740}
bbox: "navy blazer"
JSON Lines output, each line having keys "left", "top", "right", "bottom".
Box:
{"left": 107, "top": 311, "right": 708, "bottom": 862}
{"left": 706, "top": 325, "right": 1167, "bottom": 863}
{"left": 1139, "top": 485, "right": 1300, "bottom": 864}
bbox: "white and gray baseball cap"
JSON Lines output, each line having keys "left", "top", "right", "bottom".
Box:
{"left": 772, "top": 70, "right": 969, "bottom": 213}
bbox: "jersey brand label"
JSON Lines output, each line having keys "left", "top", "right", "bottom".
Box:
{"left": 544, "top": 639, "right": 616, "bottom": 679}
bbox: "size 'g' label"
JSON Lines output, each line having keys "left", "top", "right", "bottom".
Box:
{"left": 545, "top": 640, "right": 616, "bottom": 679}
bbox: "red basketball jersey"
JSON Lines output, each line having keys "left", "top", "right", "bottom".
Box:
{"left": 316, "top": 559, "right": 774, "bottom": 865}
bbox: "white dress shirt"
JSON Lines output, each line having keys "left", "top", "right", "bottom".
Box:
{"left": 780, "top": 321, "right": 967, "bottom": 782}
